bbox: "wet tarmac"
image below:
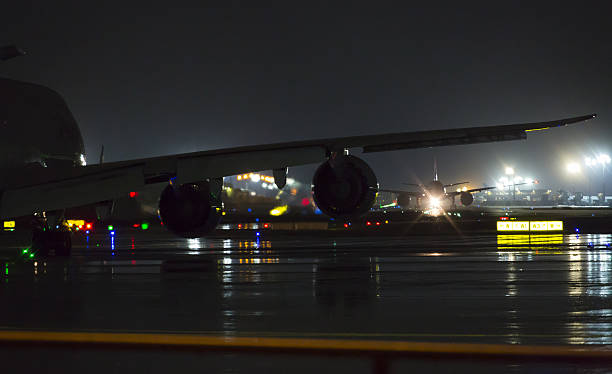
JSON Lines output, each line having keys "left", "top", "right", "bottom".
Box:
{"left": 0, "top": 228, "right": 611, "bottom": 373}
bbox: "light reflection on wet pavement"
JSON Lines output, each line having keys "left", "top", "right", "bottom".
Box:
{"left": 1, "top": 230, "right": 611, "bottom": 345}
{"left": 1, "top": 230, "right": 611, "bottom": 372}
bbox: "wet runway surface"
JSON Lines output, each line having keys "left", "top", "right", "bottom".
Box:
{"left": 1, "top": 228, "right": 611, "bottom": 373}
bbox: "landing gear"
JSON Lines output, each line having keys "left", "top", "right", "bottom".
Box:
{"left": 32, "top": 231, "right": 72, "bottom": 257}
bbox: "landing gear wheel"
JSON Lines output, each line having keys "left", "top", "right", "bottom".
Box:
{"left": 32, "top": 231, "right": 72, "bottom": 257}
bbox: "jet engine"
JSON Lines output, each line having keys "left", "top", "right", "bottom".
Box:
{"left": 460, "top": 191, "right": 474, "bottom": 206}
{"left": 158, "top": 182, "right": 222, "bottom": 238}
{"left": 312, "top": 155, "right": 378, "bottom": 218}
{"left": 397, "top": 193, "right": 412, "bottom": 209}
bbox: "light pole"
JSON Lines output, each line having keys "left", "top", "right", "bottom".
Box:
{"left": 505, "top": 167, "right": 515, "bottom": 202}
{"left": 597, "top": 154, "right": 610, "bottom": 205}
{"left": 585, "top": 157, "right": 595, "bottom": 204}
{"left": 566, "top": 162, "right": 581, "bottom": 204}
{"left": 585, "top": 154, "right": 610, "bottom": 205}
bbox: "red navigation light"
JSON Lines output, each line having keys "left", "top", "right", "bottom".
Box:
{"left": 366, "top": 221, "right": 372, "bottom": 226}
{"left": 86, "top": 223, "right": 92, "bottom": 229}
{"left": 376, "top": 221, "right": 381, "bottom": 226}
{"left": 132, "top": 223, "right": 140, "bottom": 228}
{"left": 263, "top": 223, "right": 270, "bottom": 229}
{"left": 301, "top": 198, "right": 310, "bottom": 206}
{"left": 343, "top": 223, "right": 348, "bottom": 228}
{"left": 129, "top": 191, "right": 138, "bottom": 198}
{"left": 499, "top": 217, "right": 508, "bottom": 221}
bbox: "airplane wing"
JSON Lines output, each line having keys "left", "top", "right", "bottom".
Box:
{"left": 443, "top": 181, "right": 470, "bottom": 188}
{"left": 447, "top": 186, "right": 497, "bottom": 197}
{"left": 379, "top": 189, "right": 421, "bottom": 196}
{"left": 0, "top": 114, "right": 595, "bottom": 218}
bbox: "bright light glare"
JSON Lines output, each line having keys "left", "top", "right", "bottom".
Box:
{"left": 429, "top": 197, "right": 441, "bottom": 209}
{"left": 269, "top": 205, "right": 288, "bottom": 216}
{"left": 566, "top": 162, "right": 581, "bottom": 174}
{"left": 598, "top": 154, "right": 611, "bottom": 164}
{"left": 505, "top": 167, "right": 514, "bottom": 175}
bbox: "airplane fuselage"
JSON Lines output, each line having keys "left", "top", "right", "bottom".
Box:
{"left": 0, "top": 78, "right": 86, "bottom": 180}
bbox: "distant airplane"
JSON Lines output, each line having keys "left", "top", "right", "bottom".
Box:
{"left": 381, "top": 160, "right": 497, "bottom": 210}
{"left": 0, "top": 45, "right": 596, "bottom": 255}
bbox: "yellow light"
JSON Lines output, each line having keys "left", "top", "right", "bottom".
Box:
{"left": 525, "top": 127, "right": 550, "bottom": 132}
{"left": 237, "top": 175, "right": 242, "bottom": 180}
{"left": 67, "top": 220, "right": 85, "bottom": 228}
{"left": 269, "top": 205, "right": 288, "bottom": 216}
{"left": 3, "top": 221, "right": 15, "bottom": 228}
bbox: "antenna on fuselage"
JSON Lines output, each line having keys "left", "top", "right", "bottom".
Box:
{"left": 0, "top": 45, "right": 26, "bottom": 62}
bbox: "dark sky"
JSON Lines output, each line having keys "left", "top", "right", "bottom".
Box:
{"left": 2, "top": 1, "right": 611, "bottom": 192}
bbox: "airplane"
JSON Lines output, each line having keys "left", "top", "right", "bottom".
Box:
{"left": 380, "top": 160, "right": 496, "bottom": 210}
{"left": 0, "top": 45, "right": 597, "bottom": 255}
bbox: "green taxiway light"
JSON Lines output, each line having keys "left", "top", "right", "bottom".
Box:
{"left": 22, "top": 249, "right": 28, "bottom": 254}
{"left": 29, "top": 253, "right": 34, "bottom": 258}
{"left": 107, "top": 225, "right": 114, "bottom": 231}
{"left": 141, "top": 223, "right": 149, "bottom": 230}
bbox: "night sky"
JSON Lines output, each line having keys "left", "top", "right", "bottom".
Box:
{"left": 2, "top": 2, "right": 610, "bottom": 192}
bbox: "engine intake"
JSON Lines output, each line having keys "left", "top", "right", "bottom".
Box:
{"left": 460, "top": 191, "right": 474, "bottom": 206}
{"left": 397, "top": 193, "right": 413, "bottom": 209}
{"left": 158, "top": 182, "right": 222, "bottom": 238}
{"left": 312, "top": 155, "right": 378, "bottom": 218}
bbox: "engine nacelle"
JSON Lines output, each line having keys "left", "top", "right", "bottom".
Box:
{"left": 397, "top": 193, "right": 412, "bottom": 209}
{"left": 312, "top": 155, "right": 378, "bottom": 218}
{"left": 460, "top": 191, "right": 474, "bottom": 206}
{"left": 158, "top": 182, "right": 222, "bottom": 238}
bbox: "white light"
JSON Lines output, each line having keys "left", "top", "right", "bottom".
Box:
{"left": 250, "top": 173, "right": 261, "bottom": 182}
{"left": 286, "top": 178, "right": 295, "bottom": 185}
{"left": 505, "top": 167, "right": 514, "bottom": 175}
{"left": 597, "top": 154, "right": 611, "bottom": 165}
{"left": 514, "top": 176, "right": 523, "bottom": 183}
{"left": 461, "top": 186, "right": 468, "bottom": 192}
{"left": 525, "top": 178, "right": 533, "bottom": 184}
{"left": 429, "top": 197, "right": 441, "bottom": 209}
{"left": 262, "top": 182, "right": 268, "bottom": 188}
{"left": 79, "top": 154, "right": 87, "bottom": 166}
{"left": 500, "top": 177, "right": 509, "bottom": 184}
{"left": 566, "top": 162, "right": 581, "bottom": 174}
{"left": 585, "top": 156, "right": 595, "bottom": 167}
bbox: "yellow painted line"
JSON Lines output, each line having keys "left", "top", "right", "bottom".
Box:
{"left": 0, "top": 331, "right": 611, "bottom": 361}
